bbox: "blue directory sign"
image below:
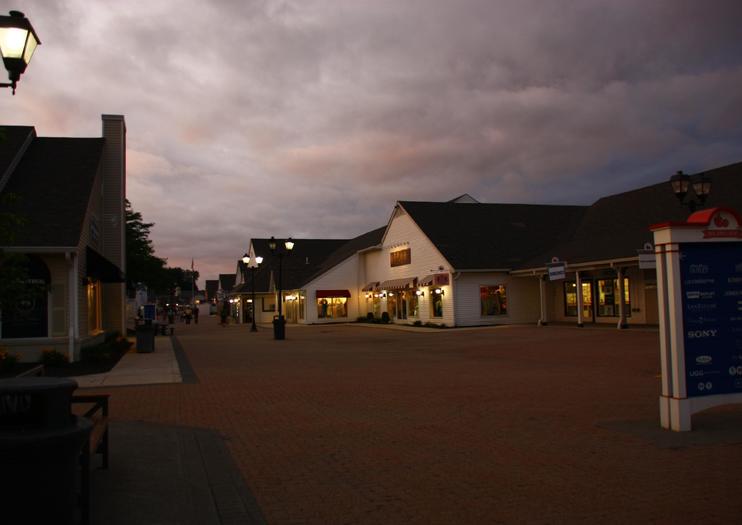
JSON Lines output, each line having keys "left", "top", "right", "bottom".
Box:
{"left": 142, "top": 303, "right": 156, "bottom": 321}
{"left": 680, "top": 242, "right": 742, "bottom": 397}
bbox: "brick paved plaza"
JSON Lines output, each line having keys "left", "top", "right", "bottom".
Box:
{"left": 103, "top": 322, "right": 742, "bottom": 524}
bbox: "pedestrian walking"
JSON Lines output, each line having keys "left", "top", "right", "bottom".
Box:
{"left": 193, "top": 304, "right": 199, "bottom": 324}
{"left": 220, "top": 300, "right": 229, "bottom": 327}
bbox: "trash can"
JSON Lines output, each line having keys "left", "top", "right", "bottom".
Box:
{"left": 0, "top": 377, "right": 92, "bottom": 525}
{"left": 136, "top": 320, "right": 155, "bottom": 353}
{"left": 272, "top": 315, "right": 286, "bottom": 340}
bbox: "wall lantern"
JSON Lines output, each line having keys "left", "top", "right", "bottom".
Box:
{"left": 434, "top": 288, "right": 444, "bottom": 295}
{"left": 388, "top": 292, "right": 395, "bottom": 296}
{"left": 0, "top": 11, "right": 40, "bottom": 95}
{"left": 670, "top": 170, "right": 711, "bottom": 212}
{"left": 415, "top": 290, "right": 424, "bottom": 297}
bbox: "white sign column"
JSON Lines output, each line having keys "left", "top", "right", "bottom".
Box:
{"left": 652, "top": 207, "right": 742, "bottom": 431}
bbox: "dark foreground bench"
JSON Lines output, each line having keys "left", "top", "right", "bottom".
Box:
{"left": 13, "top": 365, "right": 110, "bottom": 525}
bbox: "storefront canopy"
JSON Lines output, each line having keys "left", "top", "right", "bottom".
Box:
{"left": 86, "top": 246, "right": 125, "bottom": 283}
{"left": 418, "top": 273, "right": 449, "bottom": 286}
{"left": 362, "top": 282, "right": 379, "bottom": 292}
{"left": 379, "top": 277, "right": 417, "bottom": 290}
{"left": 316, "top": 289, "right": 351, "bottom": 298}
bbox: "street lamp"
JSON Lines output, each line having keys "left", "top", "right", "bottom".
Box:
{"left": 0, "top": 11, "right": 40, "bottom": 95}
{"left": 670, "top": 170, "right": 712, "bottom": 212}
{"left": 268, "top": 236, "right": 294, "bottom": 340}
{"left": 242, "top": 252, "right": 263, "bottom": 332}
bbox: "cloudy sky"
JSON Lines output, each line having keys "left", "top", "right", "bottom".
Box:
{"left": 4, "top": 0, "right": 742, "bottom": 284}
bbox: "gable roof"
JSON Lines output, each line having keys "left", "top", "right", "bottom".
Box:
{"left": 303, "top": 226, "right": 386, "bottom": 285}
{"left": 0, "top": 126, "right": 34, "bottom": 190}
{"left": 249, "top": 238, "right": 350, "bottom": 291}
{"left": 399, "top": 201, "right": 587, "bottom": 270}
{"left": 518, "top": 161, "right": 742, "bottom": 269}
{"left": 218, "top": 273, "right": 236, "bottom": 291}
{"left": 205, "top": 279, "right": 219, "bottom": 299}
{"left": 0, "top": 128, "right": 105, "bottom": 247}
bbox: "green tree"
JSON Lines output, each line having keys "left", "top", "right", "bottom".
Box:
{"left": 0, "top": 193, "right": 39, "bottom": 311}
{"left": 125, "top": 200, "right": 199, "bottom": 295}
{"left": 126, "top": 199, "right": 168, "bottom": 292}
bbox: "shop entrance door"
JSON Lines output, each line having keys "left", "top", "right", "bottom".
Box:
{"left": 581, "top": 281, "right": 595, "bottom": 323}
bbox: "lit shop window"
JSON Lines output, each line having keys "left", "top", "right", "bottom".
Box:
{"left": 597, "top": 278, "right": 630, "bottom": 317}
{"left": 480, "top": 285, "right": 507, "bottom": 316}
{"left": 317, "top": 297, "right": 348, "bottom": 319}
{"left": 431, "top": 288, "right": 444, "bottom": 317}
{"left": 564, "top": 281, "right": 594, "bottom": 318}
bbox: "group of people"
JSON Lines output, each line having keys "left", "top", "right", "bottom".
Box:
{"left": 158, "top": 304, "right": 199, "bottom": 325}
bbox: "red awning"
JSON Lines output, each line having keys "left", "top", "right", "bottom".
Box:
{"left": 316, "top": 289, "right": 351, "bottom": 298}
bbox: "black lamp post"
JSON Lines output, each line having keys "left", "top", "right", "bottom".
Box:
{"left": 670, "top": 170, "right": 712, "bottom": 212}
{"left": 268, "top": 236, "right": 294, "bottom": 340}
{"left": 0, "top": 11, "right": 40, "bottom": 95}
{"left": 242, "top": 252, "right": 263, "bottom": 332}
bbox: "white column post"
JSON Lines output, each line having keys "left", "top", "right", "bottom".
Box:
{"left": 538, "top": 275, "right": 548, "bottom": 326}
{"left": 617, "top": 267, "right": 628, "bottom": 329}
{"left": 575, "top": 271, "right": 584, "bottom": 327}
{"left": 66, "top": 252, "right": 76, "bottom": 362}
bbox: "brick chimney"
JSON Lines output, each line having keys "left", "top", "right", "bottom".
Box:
{"left": 100, "top": 114, "right": 126, "bottom": 334}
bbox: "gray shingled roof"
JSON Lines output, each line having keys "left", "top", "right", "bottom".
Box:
{"left": 519, "top": 161, "right": 742, "bottom": 269}
{"left": 219, "top": 273, "right": 236, "bottom": 291}
{"left": 399, "top": 201, "right": 587, "bottom": 270}
{"left": 0, "top": 126, "right": 34, "bottom": 183}
{"left": 0, "top": 129, "right": 104, "bottom": 247}
{"left": 303, "top": 226, "right": 386, "bottom": 285}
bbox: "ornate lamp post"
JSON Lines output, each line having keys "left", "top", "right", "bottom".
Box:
{"left": 242, "top": 252, "right": 263, "bottom": 332}
{"left": 268, "top": 236, "right": 294, "bottom": 340}
{"left": 0, "top": 11, "right": 41, "bottom": 95}
{"left": 670, "top": 170, "right": 712, "bottom": 212}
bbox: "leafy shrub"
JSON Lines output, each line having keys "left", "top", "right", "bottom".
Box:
{"left": 424, "top": 322, "right": 438, "bottom": 328}
{"left": 41, "top": 349, "right": 68, "bottom": 367}
{"left": 380, "top": 312, "right": 390, "bottom": 324}
{"left": 81, "top": 337, "right": 131, "bottom": 364}
{"left": 0, "top": 349, "right": 19, "bottom": 372}
{"left": 366, "top": 312, "right": 375, "bottom": 322}
{"left": 439, "top": 323, "right": 447, "bottom": 328}
{"left": 413, "top": 320, "right": 422, "bottom": 327}
{"left": 357, "top": 316, "right": 368, "bottom": 322}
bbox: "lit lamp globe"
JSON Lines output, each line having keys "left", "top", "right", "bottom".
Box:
{"left": 0, "top": 11, "right": 40, "bottom": 94}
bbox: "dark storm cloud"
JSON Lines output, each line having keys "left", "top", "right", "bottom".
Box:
{"left": 4, "top": 0, "right": 742, "bottom": 282}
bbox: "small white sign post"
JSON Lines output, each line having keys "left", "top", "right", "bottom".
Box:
{"left": 652, "top": 207, "right": 742, "bottom": 431}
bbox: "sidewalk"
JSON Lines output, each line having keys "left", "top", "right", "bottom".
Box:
{"left": 73, "top": 335, "right": 182, "bottom": 388}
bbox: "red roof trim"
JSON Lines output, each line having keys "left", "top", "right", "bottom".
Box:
{"left": 650, "top": 207, "right": 742, "bottom": 231}
{"left": 316, "top": 289, "right": 351, "bottom": 298}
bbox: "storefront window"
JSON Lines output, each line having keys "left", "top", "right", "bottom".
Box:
{"left": 386, "top": 292, "right": 396, "bottom": 318}
{"left": 408, "top": 292, "right": 419, "bottom": 318}
{"left": 299, "top": 292, "right": 305, "bottom": 320}
{"left": 87, "top": 280, "right": 101, "bottom": 333}
{"left": 480, "top": 285, "right": 507, "bottom": 316}
{"left": 431, "top": 289, "right": 444, "bottom": 317}
{"left": 317, "top": 297, "right": 348, "bottom": 319}
{"left": 597, "top": 278, "right": 630, "bottom": 317}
